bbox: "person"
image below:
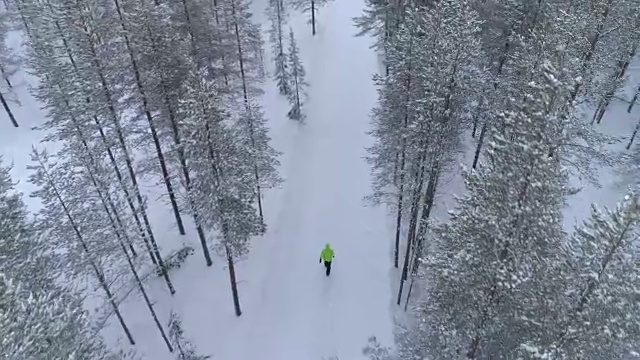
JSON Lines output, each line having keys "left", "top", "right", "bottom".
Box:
{"left": 319, "top": 243, "right": 335, "bottom": 276}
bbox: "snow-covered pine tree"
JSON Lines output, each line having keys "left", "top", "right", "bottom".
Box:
{"left": 468, "top": 0, "right": 557, "bottom": 169}
{"left": 0, "top": 9, "right": 18, "bottom": 127}
{"left": 354, "top": 0, "right": 393, "bottom": 51}
{"left": 178, "top": 66, "right": 263, "bottom": 316}
{"left": 366, "top": 9, "right": 422, "bottom": 269}
{"left": 411, "top": 63, "right": 570, "bottom": 359}
{"left": 0, "top": 272, "right": 129, "bottom": 359}
{"left": 393, "top": 0, "right": 484, "bottom": 308}
{"left": 111, "top": 0, "right": 218, "bottom": 265}
{"left": 518, "top": 193, "right": 640, "bottom": 359}
{"left": 28, "top": 147, "right": 138, "bottom": 345}
{"left": 286, "top": 27, "right": 308, "bottom": 121}
{"left": 588, "top": 0, "right": 640, "bottom": 124}
{"left": 168, "top": 311, "right": 212, "bottom": 359}
{"left": 227, "top": 0, "right": 282, "bottom": 227}
{"left": 290, "top": 0, "right": 332, "bottom": 35}
{"left": 0, "top": 167, "right": 131, "bottom": 357}
{"left": 20, "top": 0, "right": 176, "bottom": 290}
{"left": 109, "top": 0, "right": 187, "bottom": 237}
{"left": 267, "top": 0, "right": 290, "bottom": 95}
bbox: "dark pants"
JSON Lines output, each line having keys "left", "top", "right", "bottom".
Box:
{"left": 324, "top": 261, "right": 332, "bottom": 276}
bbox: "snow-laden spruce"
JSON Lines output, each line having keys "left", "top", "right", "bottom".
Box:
{"left": 268, "top": 0, "right": 290, "bottom": 95}
{"left": 168, "top": 312, "right": 212, "bottom": 360}
{"left": 289, "top": 0, "right": 332, "bottom": 35}
{"left": 405, "top": 64, "right": 571, "bottom": 359}
{"left": 178, "top": 66, "right": 264, "bottom": 317}
{"left": 286, "top": 28, "right": 308, "bottom": 121}
{"left": 366, "top": 3, "right": 484, "bottom": 277}
{"left": 0, "top": 9, "right": 18, "bottom": 127}
{"left": 0, "top": 158, "right": 127, "bottom": 360}
{"left": 21, "top": 0, "right": 177, "bottom": 291}
{"left": 520, "top": 193, "right": 640, "bottom": 359}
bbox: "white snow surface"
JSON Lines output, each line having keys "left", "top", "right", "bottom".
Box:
{"left": 0, "top": 0, "right": 396, "bottom": 359}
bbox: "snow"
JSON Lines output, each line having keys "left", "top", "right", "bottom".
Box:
{"left": 1, "top": 0, "right": 395, "bottom": 359}
{"left": 2, "top": 0, "right": 639, "bottom": 357}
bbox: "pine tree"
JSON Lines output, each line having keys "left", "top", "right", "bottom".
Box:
{"left": 168, "top": 312, "right": 211, "bottom": 360}
{"left": 413, "top": 64, "right": 570, "bottom": 359}
{"left": 0, "top": 273, "right": 129, "bottom": 359}
{"left": 178, "top": 67, "right": 263, "bottom": 316}
{"left": 228, "top": 0, "right": 282, "bottom": 227}
{"left": 268, "top": 0, "right": 290, "bottom": 95}
{"left": 0, "top": 158, "right": 130, "bottom": 360}
{"left": 286, "top": 28, "right": 308, "bottom": 121}
{"left": 520, "top": 193, "right": 640, "bottom": 359}
{"left": 290, "top": 0, "right": 332, "bottom": 35}
{"left": 0, "top": 8, "right": 18, "bottom": 127}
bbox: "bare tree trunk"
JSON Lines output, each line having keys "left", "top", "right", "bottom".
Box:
{"left": 38, "top": 158, "right": 135, "bottom": 346}
{"left": 0, "top": 91, "right": 17, "bottom": 127}
{"left": 403, "top": 164, "right": 439, "bottom": 309}
{"left": 592, "top": 48, "right": 636, "bottom": 125}
{"left": 627, "top": 117, "right": 640, "bottom": 150}
{"left": 118, "top": 237, "right": 173, "bottom": 352}
{"left": 1, "top": 66, "right": 12, "bottom": 88}
{"left": 393, "top": 149, "right": 405, "bottom": 268}
{"left": 472, "top": 121, "right": 486, "bottom": 168}
{"left": 398, "top": 140, "right": 430, "bottom": 303}
{"left": 112, "top": 0, "right": 185, "bottom": 236}
{"left": 311, "top": 0, "right": 316, "bottom": 35}
{"left": 224, "top": 240, "right": 242, "bottom": 317}
{"left": 232, "top": 0, "right": 265, "bottom": 228}
{"left": 628, "top": 85, "right": 640, "bottom": 113}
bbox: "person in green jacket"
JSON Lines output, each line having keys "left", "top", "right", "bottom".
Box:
{"left": 319, "top": 243, "right": 335, "bottom": 276}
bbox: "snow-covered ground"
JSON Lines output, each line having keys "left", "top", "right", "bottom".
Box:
{"left": 2, "top": 0, "right": 639, "bottom": 358}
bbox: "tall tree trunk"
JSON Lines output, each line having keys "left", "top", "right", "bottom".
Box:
{"left": 1, "top": 66, "right": 12, "bottom": 88}
{"left": 393, "top": 32, "right": 415, "bottom": 268}
{"left": 39, "top": 159, "right": 135, "bottom": 346}
{"left": 397, "top": 152, "right": 430, "bottom": 306}
{"left": 393, "top": 149, "right": 405, "bottom": 268}
{"left": 627, "top": 117, "right": 640, "bottom": 150}
{"left": 592, "top": 47, "right": 636, "bottom": 125}
{"left": 403, "top": 164, "right": 439, "bottom": 309}
{"left": 628, "top": 85, "right": 640, "bottom": 113}
{"left": 311, "top": 0, "right": 316, "bottom": 35}
{"left": 0, "top": 91, "right": 17, "bottom": 127}
{"left": 82, "top": 23, "right": 175, "bottom": 295}
{"left": 118, "top": 237, "right": 173, "bottom": 352}
{"left": 225, "top": 240, "right": 242, "bottom": 317}
{"left": 232, "top": 0, "right": 265, "bottom": 228}
{"left": 472, "top": 122, "right": 486, "bottom": 168}
{"left": 112, "top": 0, "right": 185, "bottom": 236}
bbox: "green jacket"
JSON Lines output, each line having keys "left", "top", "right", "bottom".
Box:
{"left": 320, "top": 244, "right": 334, "bottom": 262}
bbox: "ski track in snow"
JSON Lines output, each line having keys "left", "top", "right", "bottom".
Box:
{"left": 220, "top": 0, "right": 395, "bottom": 358}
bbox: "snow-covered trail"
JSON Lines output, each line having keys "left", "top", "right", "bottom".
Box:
{"left": 228, "top": 0, "right": 395, "bottom": 358}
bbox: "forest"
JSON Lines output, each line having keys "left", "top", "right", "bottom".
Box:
{"left": 1, "top": 0, "right": 640, "bottom": 358}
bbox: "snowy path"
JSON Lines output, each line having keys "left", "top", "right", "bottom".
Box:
{"left": 226, "top": 0, "right": 395, "bottom": 358}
